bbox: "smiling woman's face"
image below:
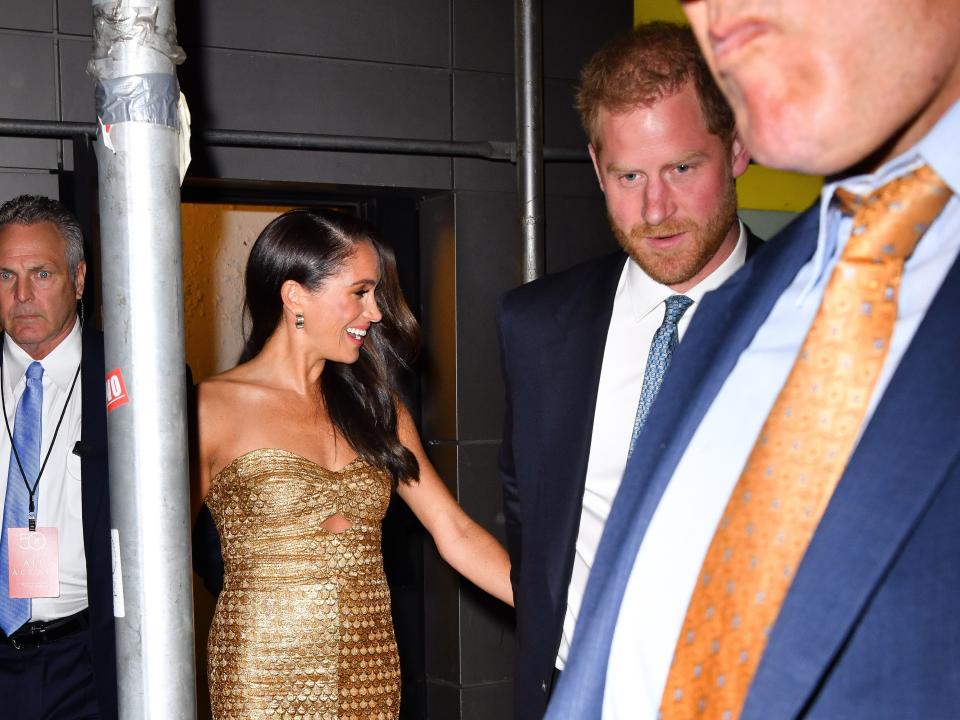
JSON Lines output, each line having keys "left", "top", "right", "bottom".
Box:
{"left": 297, "top": 241, "right": 383, "bottom": 364}
{"left": 681, "top": 0, "right": 960, "bottom": 175}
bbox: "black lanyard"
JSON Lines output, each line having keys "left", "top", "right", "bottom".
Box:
{"left": 0, "top": 352, "right": 82, "bottom": 531}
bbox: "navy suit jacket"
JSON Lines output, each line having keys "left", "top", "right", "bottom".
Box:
{"left": 498, "top": 231, "right": 763, "bottom": 720}
{"left": 547, "top": 206, "right": 960, "bottom": 718}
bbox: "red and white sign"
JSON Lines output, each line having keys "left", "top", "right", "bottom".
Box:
{"left": 105, "top": 368, "right": 129, "bottom": 412}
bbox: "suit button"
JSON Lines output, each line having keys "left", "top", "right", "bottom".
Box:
{"left": 541, "top": 682, "right": 548, "bottom": 693}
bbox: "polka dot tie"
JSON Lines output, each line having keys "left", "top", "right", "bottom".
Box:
{"left": 628, "top": 295, "right": 693, "bottom": 458}
{"left": 659, "top": 165, "right": 952, "bottom": 720}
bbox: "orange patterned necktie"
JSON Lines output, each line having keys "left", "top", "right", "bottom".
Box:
{"left": 659, "top": 165, "right": 952, "bottom": 720}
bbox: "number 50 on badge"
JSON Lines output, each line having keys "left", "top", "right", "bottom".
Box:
{"left": 7, "top": 527, "right": 60, "bottom": 598}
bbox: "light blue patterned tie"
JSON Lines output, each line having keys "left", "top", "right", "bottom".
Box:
{"left": 0, "top": 361, "right": 43, "bottom": 634}
{"left": 627, "top": 295, "right": 692, "bottom": 457}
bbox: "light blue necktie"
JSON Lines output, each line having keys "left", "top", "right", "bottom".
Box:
{"left": 0, "top": 361, "right": 43, "bottom": 634}
{"left": 627, "top": 295, "right": 692, "bottom": 457}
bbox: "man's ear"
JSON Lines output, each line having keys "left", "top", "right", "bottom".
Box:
{"left": 73, "top": 260, "right": 87, "bottom": 300}
{"left": 588, "top": 144, "right": 606, "bottom": 192}
{"left": 730, "top": 131, "right": 751, "bottom": 178}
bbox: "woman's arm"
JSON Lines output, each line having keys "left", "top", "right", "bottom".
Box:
{"left": 395, "top": 405, "right": 514, "bottom": 606}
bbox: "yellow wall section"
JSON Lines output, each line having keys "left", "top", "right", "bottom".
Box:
{"left": 634, "top": 0, "right": 686, "bottom": 24}
{"left": 736, "top": 164, "right": 822, "bottom": 212}
{"left": 633, "top": 0, "right": 823, "bottom": 212}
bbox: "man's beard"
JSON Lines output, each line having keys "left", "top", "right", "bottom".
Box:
{"left": 611, "top": 179, "right": 738, "bottom": 287}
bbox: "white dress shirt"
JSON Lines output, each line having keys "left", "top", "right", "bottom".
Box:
{"left": 1, "top": 320, "right": 87, "bottom": 621}
{"left": 603, "top": 100, "right": 960, "bottom": 719}
{"left": 556, "top": 222, "right": 749, "bottom": 670}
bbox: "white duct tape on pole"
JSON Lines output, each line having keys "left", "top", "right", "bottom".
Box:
{"left": 177, "top": 91, "right": 192, "bottom": 185}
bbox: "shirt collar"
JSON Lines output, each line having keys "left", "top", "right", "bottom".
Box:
{"left": 3, "top": 319, "right": 82, "bottom": 392}
{"left": 624, "top": 219, "right": 748, "bottom": 321}
{"left": 804, "top": 98, "right": 960, "bottom": 300}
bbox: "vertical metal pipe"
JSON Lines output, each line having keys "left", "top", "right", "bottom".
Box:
{"left": 88, "top": 2, "right": 196, "bottom": 718}
{"left": 515, "top": 0, "right": 545, "bottom": 282}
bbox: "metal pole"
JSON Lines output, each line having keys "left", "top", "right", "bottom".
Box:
{"left": 88, "top": 2, "right": 196, "bottom": 718}
{"left": 515, "top": 0, "right": 545, "bottom": 282}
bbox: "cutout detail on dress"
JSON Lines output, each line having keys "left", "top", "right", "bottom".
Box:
{"left": 320, "top": 513, "right": 352, "bottom": 534}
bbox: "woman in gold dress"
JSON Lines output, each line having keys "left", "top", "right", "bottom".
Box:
{"left": 193, "top": 209, "right": 512, "bottom": 719}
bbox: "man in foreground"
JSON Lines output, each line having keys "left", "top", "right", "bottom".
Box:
{"left": 549, "top": 2, "right": 960, "bottom": 718}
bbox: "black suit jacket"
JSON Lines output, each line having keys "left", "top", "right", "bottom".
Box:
{"left": 0, "top": 327, "right": 117, "bottom": 718}
{"left": 498, "top": 231, "right": 763, "bottom": 719}
{"left": 79, "top": 327, "right": 118, "bottom": 720}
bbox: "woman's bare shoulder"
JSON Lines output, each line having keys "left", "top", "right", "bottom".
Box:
{"left": 196, "top": 366, "right": 276, "bottom": 480}
{"left": 198, "top": 365, "right": 275, "bottom": 428}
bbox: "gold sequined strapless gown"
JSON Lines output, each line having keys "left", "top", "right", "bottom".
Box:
{"left": 205, "top": 449, "right": 400, "bottom": 720}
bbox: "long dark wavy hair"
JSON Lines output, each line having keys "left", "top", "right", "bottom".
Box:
{"left": 240, "top": 208, "right": 421, "bottom": 486}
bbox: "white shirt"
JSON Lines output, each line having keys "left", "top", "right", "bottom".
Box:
{"left": 603, "top": 100, "right": 960, "bottom": 719}
{"left": 1, "top": 320, "right": 87, "bottom": 621}
{"left": 556, "top": 222, "right": 749, "bottom": 669}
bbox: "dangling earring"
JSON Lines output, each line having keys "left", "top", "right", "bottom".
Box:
{"left": 295, "top": 312, "right": 304, "bottom": 330}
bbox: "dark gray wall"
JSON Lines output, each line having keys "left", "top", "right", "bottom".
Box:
{"left": 1, "top": 0, "right": 626, "bottom": 261}
{"left": 0, "top": 1, "right": 632, "bottom": 717}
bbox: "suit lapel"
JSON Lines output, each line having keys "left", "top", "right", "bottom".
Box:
{"left": 550, "top": 208, "right": 823, "bottom": 715}
{"left": 536, "top": 253, "right": 625, "bottom": 604}
{"left": 609, "top": 208, "right": 820, "bottom": 569}
{"left": 560, "top": 223, "right": 764, "bottom": 576}
{"left": 542, "top": 227, "right": 764, "bottom": 609}
{"left": 79, "top": 328, "right": 109, "bottom": 558}
{"left": 744, "top": 249, "right": 960, "bottom": 719}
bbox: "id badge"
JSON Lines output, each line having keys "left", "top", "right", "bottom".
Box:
{"left": 7, "top": 527, "right": 60, "bottom": 598}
